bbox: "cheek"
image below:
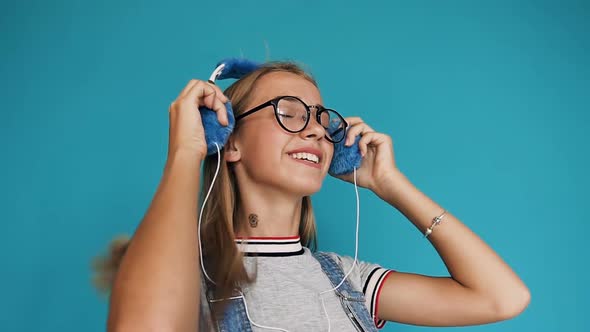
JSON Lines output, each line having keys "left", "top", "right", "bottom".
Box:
{"left": 323, "top": 142, "right": 335, "bottom": 166}
{"left": 242, "top": 125, "right": 289, "bottom": 165}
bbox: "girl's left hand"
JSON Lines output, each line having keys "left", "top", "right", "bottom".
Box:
{"left": 332, "top": 117, "right": 398, "bottom": 192}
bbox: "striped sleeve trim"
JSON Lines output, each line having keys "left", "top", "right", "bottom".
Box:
{"left": 363, "top": 267, "right": 395, "bottom": 329}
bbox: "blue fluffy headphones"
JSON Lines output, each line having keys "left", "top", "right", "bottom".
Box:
{"left": 199, "top": 58, "right": 362, "bottom": 176}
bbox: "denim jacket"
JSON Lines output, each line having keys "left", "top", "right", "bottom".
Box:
{"left": 199, "top": 251, "right": 379, "bottom": 331}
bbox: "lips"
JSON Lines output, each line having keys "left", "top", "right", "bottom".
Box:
{"left": 289, "top": 156, "right": 321, "bottom": 169}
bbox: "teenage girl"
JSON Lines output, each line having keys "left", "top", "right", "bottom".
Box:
{"left": 93, "top": 61, "right": 530, "bottom": 331}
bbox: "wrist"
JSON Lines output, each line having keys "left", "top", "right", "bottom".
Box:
{"left": 372, "top": 169, "right": 410, "bottom": 204}
{"left": 165, "top": 149, "right": 204, "bottom": 172}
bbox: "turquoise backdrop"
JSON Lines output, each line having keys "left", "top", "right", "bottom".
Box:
{"left": 1, "top": 0, "right": 588, "bottom": 331}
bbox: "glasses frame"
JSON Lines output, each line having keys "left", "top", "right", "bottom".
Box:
{"left": 235, "top": 95, "right": 348, "bottom": 143}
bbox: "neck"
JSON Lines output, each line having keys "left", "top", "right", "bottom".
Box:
{"left": 234, "top": 186, "right": 303, "bottom": 238}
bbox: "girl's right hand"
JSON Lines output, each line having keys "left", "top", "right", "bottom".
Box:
{"left": 167, "top": 79, "right": 229, "bottom": 161}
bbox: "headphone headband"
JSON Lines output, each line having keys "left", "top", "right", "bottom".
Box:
{"left": 209, "top": 58, "right": 261, "bottom": 83}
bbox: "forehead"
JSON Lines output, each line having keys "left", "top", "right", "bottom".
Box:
{"left": 249, "top": 71, "right": 322, "bottom": 106}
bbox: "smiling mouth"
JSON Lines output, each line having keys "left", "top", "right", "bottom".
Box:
{"left": 289, "top": 152, "right": 320, "bottom": 164}
{"left": 288, "top": 153, "right": 321, "bottom": 168}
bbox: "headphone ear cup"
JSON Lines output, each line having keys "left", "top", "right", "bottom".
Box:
{"left": 198, "top": 58, "right": 257, "bottom": 156}
{"left": 199, "top": 101, "right": 235, "bottom": 156}
{"left": 328, "top": 128, "right": 362, "bottom": 176}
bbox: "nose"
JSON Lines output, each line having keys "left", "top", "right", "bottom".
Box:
{"left": 299, "top": 113, "right": 326, "bottom": 141}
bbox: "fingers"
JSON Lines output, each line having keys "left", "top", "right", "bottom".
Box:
{"left": 206, "top": 82, "right": 229, "bottom": 103}
{"left": 178, "top": 79, "right": 229, "bottom": 102}
{"left": 357, "top": 132, "right": 378, "bottom": 156}
{"left": 344, "top": 117, "right": 365, "bottom": 126}
{"left": 342, "top": 117, "right": 393, "bottom": 158}
{"left": 184, "top": 80, "right": 229, "bottom": 126}
{"left": 343, "top": 117, "right": 375, "bottom": 146}
{"left": 177, "top": 79, "right": 199, "bottom": 99}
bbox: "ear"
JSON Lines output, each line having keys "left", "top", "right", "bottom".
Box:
{"left": 223, "top": 135, "right": 242, "bottom": 163}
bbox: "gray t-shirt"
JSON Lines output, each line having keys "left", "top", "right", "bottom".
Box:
{"left": 201, "top": 236, "right": 394, "bottom": 331}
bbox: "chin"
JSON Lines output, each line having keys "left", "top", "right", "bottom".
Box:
{"left": 286, "top": 179, "right": 324, "bottom": 197}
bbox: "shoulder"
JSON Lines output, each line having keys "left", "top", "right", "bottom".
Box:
{"left": 315, "top": 250, "right": 384, "bottom": 275}
{"left": 313, "top": 250, "right": 353, "bottom": 271}
{"left": 313, "top": 251, "right": 366, "bottom": 290}
{"left": 315, "top": 250, "right": 394, "bottom": 289}
{"left": 313, "top": 250, "right": 340, "bottom": 261}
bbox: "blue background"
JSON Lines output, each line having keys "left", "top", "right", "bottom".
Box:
{"left": 1, "top": 0, "right": 588, "bottom": 331}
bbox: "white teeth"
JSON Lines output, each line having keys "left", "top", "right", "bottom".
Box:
{"left": 290, "top": 152, "right": 319, "bottom": 164}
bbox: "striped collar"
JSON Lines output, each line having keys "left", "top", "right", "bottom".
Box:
{"left": 234, "top": 235, "right": 304, "bottom": 257}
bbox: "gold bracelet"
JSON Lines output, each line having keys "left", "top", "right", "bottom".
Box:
{"left": 424, "top": 210, "right": 447, "bottom": 238}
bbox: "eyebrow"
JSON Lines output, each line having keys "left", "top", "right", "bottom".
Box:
{"left": 274, "top": 94, "right": 325, "bottom": 109}
{"left": 295, "top": 97, "right": 325, "bottom": 110}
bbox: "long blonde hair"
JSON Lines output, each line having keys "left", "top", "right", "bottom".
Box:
{"left": 92, "top": 61, "right": 320, "bottom": 319}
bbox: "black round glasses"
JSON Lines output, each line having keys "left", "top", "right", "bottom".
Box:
{"left": 234, "top": 95, "right": 348, "bottom": 143}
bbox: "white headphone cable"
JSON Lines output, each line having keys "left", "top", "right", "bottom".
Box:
{"left": 197, "top": 143, "right": 290, "bottom": 331}
{"left": 319, "top": 166, "right": 361, "bottom": 332}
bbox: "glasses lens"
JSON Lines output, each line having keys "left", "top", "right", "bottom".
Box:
{"left": 323, "top": 110, "right": 346, "bottom": 142}
{"left": 276, "top": 97, "right": 346, "bottom": 143}
{"left": 276, "top": 97, "right": 308, "bottom": 132}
